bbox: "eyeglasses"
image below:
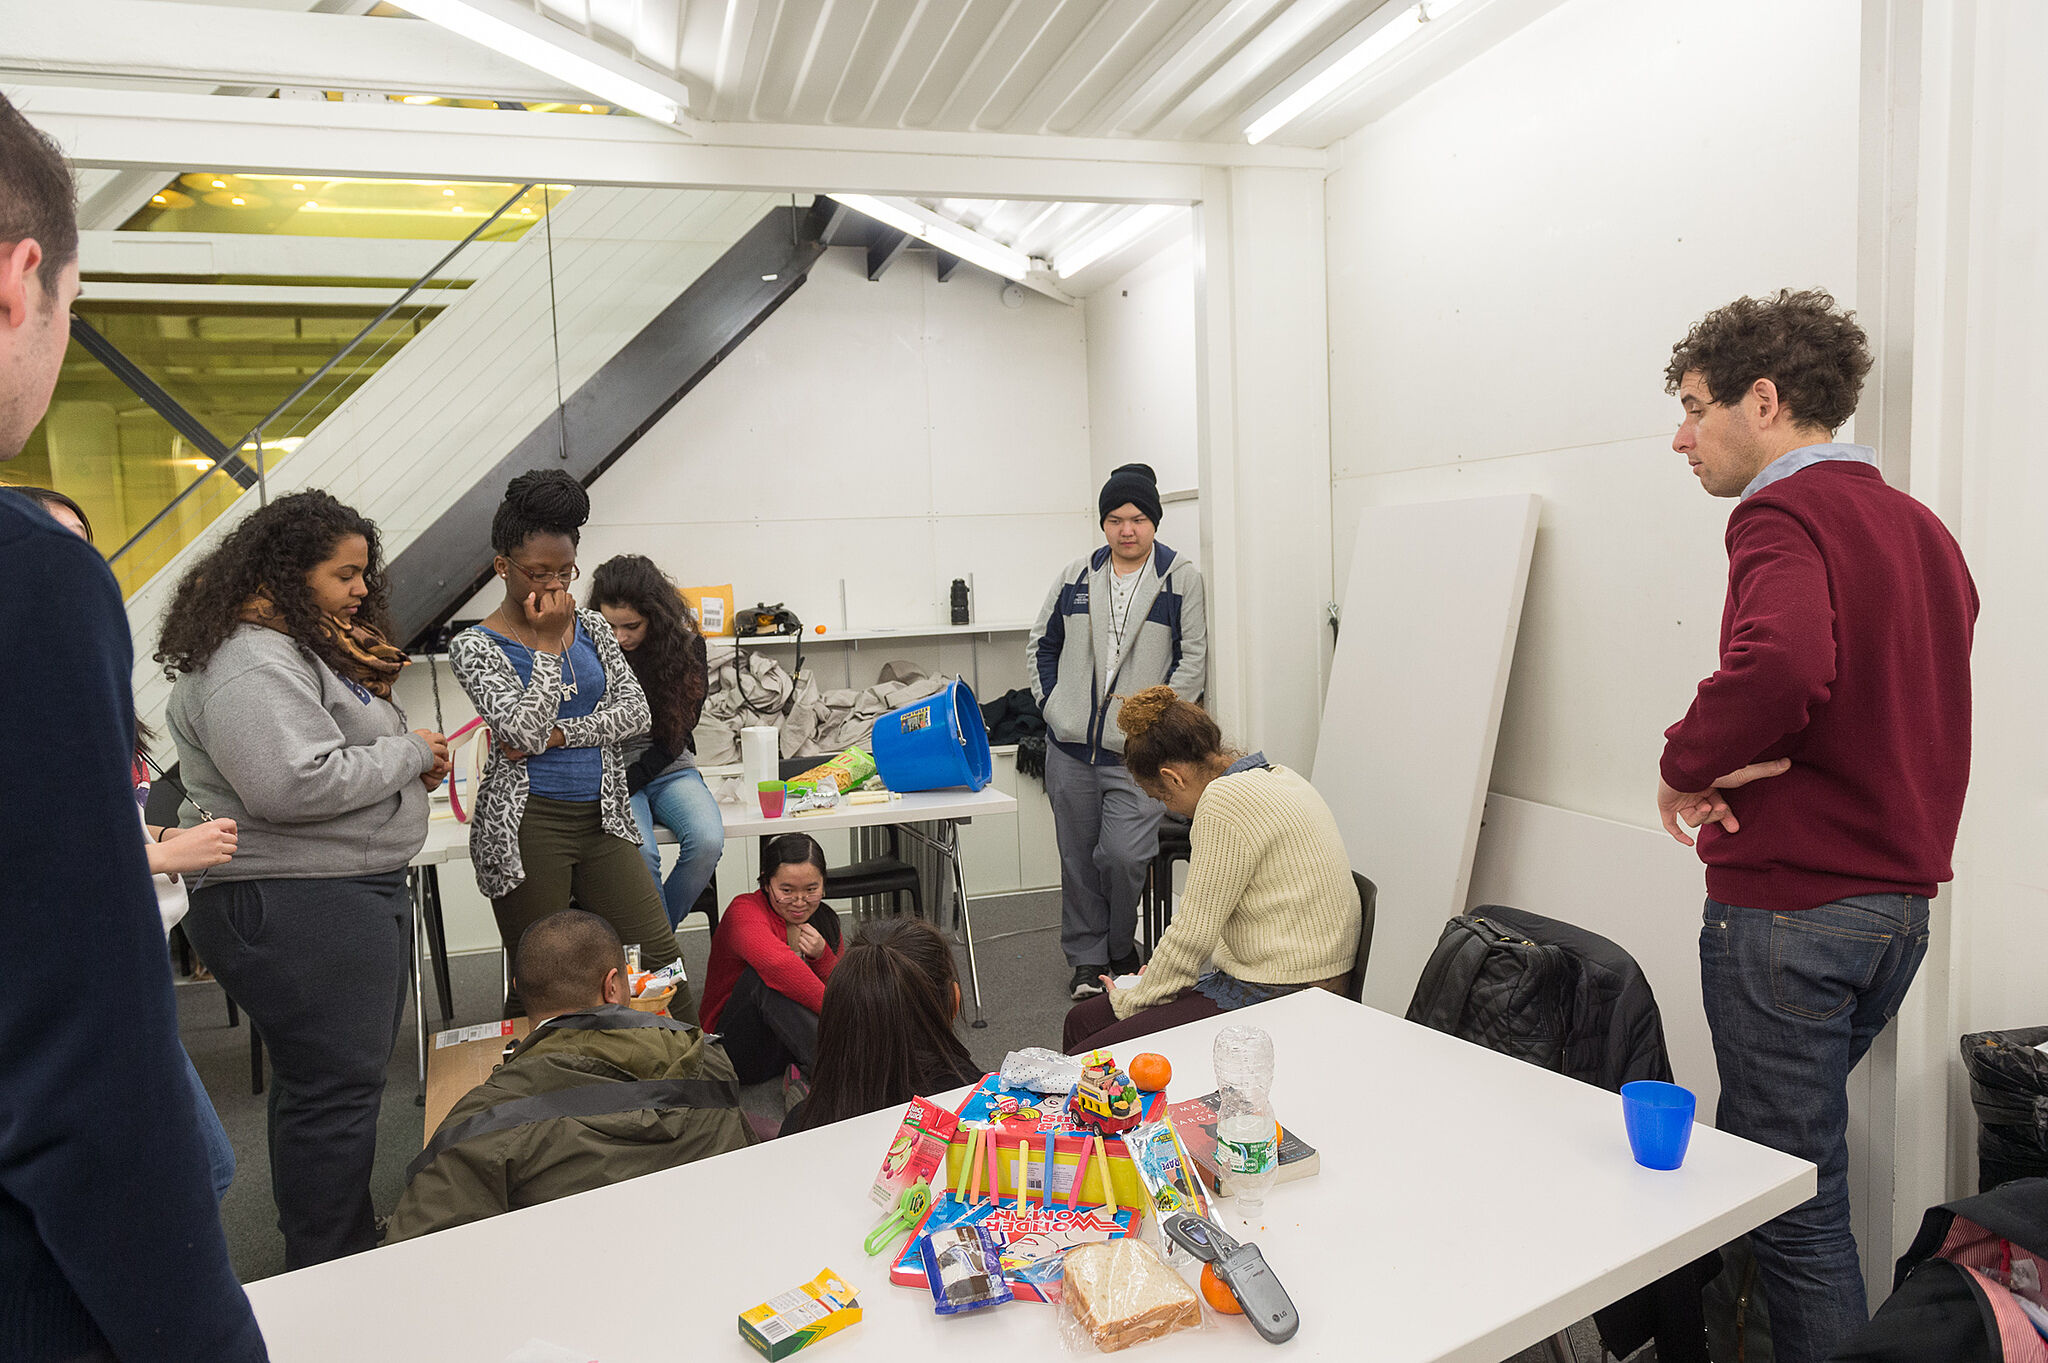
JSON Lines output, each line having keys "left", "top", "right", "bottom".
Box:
{"left": 773, "top": 886, "right": 825, "bottom": 902}
{"left": 506, "top": 560, "right": 580, "bottom": 586}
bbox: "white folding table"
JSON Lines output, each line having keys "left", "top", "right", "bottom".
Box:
{"left": 248, "top": 988, "right": 1812, "bottom": 1363}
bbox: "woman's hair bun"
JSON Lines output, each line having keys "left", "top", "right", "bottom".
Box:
{"left": 1115, "top": 685, "right": 1178, "bottom": 741}
{"left": 503, "top": 468, "right": 589, "bottom": 534}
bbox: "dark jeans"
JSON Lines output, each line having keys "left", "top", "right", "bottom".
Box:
{"left": 1700, "top": 893, "right": 1930, "bottom": 1363}
{"left": 1062, "top": 986, "right": 1228, "bottom": 1054}
{"left": 719, "top": 968, "right": 822, "bottom": 1084}
{"left": 183, "top": 872, "right": 410, "bottom": 1270}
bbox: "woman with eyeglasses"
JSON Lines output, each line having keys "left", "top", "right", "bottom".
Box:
{"left": 449, "top": 470, "right": 691, "bottom": 1021}
{"left": 699, "top": 833, "right": 842, "bottom": 1086}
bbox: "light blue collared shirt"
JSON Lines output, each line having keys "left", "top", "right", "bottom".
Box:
{"left": 1740, "top": 442, "right": 1878, "bottom": 500}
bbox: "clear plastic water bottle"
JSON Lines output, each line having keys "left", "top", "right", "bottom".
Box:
{"left": 1212, "top": 1024, "right": 1280, "bottom": 1215}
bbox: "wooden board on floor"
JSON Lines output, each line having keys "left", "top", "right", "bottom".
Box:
{"left": 423, "top": 1019, "right": 529, "bottom": 1142}
{"left": 1313, "top": 493, "right": 1539, "bottom": 1014}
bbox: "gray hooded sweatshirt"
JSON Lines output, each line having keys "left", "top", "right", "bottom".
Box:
{"left": 166, "top": 624, "right": 435, "bottom": 880}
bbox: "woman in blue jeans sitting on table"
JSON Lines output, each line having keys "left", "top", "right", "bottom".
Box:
{"left": 590, "top": 553, "right": 725, "bottom": 928}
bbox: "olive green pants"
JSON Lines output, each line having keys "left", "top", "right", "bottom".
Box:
{"left": 493, "top": 795, "right": 697, "bottom": 1024}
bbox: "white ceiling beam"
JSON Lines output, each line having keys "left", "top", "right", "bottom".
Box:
{"left": 78, "top": 231, "right": 514, "bottom": 282}
{"left": 14, "top": 85, "right": 1326, "bottom": 203}
{"left": 76, "top": 281, "right": 445, "bottom": 308}
{"left": 0, "top": 0, "right": 587, "bottom": 103}
{"left": 76, "top": 167, "right": 168, "bottom": 230}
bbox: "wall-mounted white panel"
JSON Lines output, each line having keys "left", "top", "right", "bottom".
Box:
{"left": 1324, "top": 0, "right": 1858, "bottom": 483}
{"left": 1332, "top": 437, "right": 1728, "bottom": 829}
{"left": 1316, "top": 494, "right": 1538, "bottom": 1016}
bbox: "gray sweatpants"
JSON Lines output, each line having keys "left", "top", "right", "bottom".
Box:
{"left": 1045, "top": 741, "right": 1166, "bottom": 968}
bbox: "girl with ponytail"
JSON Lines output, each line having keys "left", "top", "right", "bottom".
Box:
{"left": 1062, "top": 686, "right": 1361, "bottom": 1053}
{"left": 449, "top": 469, "right": 690, "bottom": 1021}
{"left": 781, "top": 916, "right": 982, "bottom": 1134}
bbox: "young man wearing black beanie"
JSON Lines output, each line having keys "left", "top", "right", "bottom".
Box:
{"left": 1027, "top": 463, "right": 1208, "bottom": 1000}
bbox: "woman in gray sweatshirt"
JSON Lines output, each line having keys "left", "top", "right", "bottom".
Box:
{"left": 159, "top": 490, "right": 449, "bottom": 1270}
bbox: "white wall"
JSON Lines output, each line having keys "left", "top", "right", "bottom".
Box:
{"left": 1084, "top": 230, "right": 1198, "bottom": 495}
{"left": 576, "top": 245, "right": 1094, "bottom": 636}
{"left": 1327, "top": 0, "right": 1861, "bottom": 828}
{"left": 409, "top": 244, "right": 1097, "bottom": 951}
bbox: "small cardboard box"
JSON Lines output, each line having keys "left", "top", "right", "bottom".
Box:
{"left": 739, "top": 1269, "right": 860, "bottom": 1360}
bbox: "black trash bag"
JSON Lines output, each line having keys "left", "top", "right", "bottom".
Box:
{"left": 1960, "top": 1025, "right": 2048, "bottom": 1193}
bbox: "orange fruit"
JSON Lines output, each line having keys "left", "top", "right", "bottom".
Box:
{"left": 1200, "top": 1263, "right": 1243, "bottom": 1314}
{"left": 1128, "top": 1052, "right": 1172, "bottom": 1092}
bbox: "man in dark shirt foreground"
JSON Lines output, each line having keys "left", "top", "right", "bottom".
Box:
{"left": 0, "top": 94, "right": 267, "bottom": 1361}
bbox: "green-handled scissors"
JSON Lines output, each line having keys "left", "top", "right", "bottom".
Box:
{"left": 863, "top": 1179, "right": 933, "bottom": 1257}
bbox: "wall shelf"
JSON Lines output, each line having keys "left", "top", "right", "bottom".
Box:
{"left": 709, "top": 621, "right": 1033, "bottom": 646}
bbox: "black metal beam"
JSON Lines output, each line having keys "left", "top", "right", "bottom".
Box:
{"left": 68, "top": 315, "right": 256, "bottom": 487}
{"left": 866, "top": 227, "right": 910, "bottom": 281}
{"left": 814, "top": 197, "right": 854, "bottom": 246}
{"left": 935, "top": 251, "right": 961, "bottom": 283}
{"left": 386, "top": 205, "right": 832, "bottom": 648}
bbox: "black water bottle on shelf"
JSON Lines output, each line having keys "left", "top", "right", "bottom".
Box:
{"left": 950, "top": 578, "right": 971, "bottom": 626}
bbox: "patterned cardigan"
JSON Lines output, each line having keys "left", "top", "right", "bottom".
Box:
{"left": 449, "top": 609, "right": 651, "bottom": 899}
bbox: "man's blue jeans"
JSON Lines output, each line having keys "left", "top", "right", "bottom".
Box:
{"left": 629, "top": 767, "right": 725, "bottom": 929}
{"left": 1700, "top": 893, "right": 1930, "bottom": 1363}
{"left": 179, "top": 1045, "right": 235, "bottom": 1202}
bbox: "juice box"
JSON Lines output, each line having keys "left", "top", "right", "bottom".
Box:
{"left": 869, "top": 1096, "right": 959, "bottom": 1209}
{"left": 738, "top": 1269, "right": 861, "bottom": 1361}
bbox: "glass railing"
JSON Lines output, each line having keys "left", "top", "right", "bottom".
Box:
{"left": 89, "top": 182, "right": 542, "bottom": 598}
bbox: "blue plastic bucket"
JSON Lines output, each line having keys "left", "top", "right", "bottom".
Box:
{"left": 872, "top": 679, "right": 993, "bottom": 793}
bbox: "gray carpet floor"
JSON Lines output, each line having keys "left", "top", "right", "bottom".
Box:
{"left": 173, "top": 885, "right": 1636, "bottom": 1361}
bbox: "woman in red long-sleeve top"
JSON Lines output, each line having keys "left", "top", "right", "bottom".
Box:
{"left": 700, "top": 832, "right": 842, "bottom": 1083}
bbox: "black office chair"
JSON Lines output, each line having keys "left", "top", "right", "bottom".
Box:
{"left": 1345, "top": 872, "right": 1378, "bottom": 1002}
{"left": 1142, "top": 816, "right": 1193, "bottom": 945}
{"left": 146, "top": 761, "right": 264, "bottom": 1094}
{"left": 773, "top": 756, "right": 923, "bottom": 918}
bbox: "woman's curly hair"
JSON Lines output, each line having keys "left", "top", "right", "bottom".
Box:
{"left": 589, "top": 553, "right": 704, "bottom": 754}
{"left": 1115, "top": 684, "right": 1229, "bottom": 785}
{"left": 1664, "top": 288, "right": 1872, "bottom": 433}
{"left": 155, "top": 490, "right": 389, "bottom": 680}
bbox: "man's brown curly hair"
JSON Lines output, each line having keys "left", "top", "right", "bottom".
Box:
{"left": 1664, "top": 289, "right": 1872, "bottom": 433}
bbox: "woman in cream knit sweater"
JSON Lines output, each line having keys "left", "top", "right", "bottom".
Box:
{"left": 1061, "top": 686, "right": 1360, "bottom": 1052}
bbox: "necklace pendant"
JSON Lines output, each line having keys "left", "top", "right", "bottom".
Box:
{"left": 559, "top": 681, "right": 577, "bottom": 700}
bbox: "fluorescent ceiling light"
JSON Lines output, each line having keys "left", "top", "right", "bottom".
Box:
{"left": 1245, "top": 0, "right": 1473, "bottom": 144}
{"left": 392, "top": 0, "right": 685, "bottom": 126}
{"left": 830, "top": 194, "right": 1031, "bottom": 282}
{"left": 1055, "top": 205, "right": 1180, "bottom": 279}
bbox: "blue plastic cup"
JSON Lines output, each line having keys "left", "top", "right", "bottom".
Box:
{"left": 1621, "top": 1080, "right": 1696, "bottom": 1170}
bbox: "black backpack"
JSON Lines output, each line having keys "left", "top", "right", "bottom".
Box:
{"left": 1404, "top": 911, "right": 1574, "bottom": 1071}
{"left": 1829, "top": 1178, "right": 2048, "bottom": 1362}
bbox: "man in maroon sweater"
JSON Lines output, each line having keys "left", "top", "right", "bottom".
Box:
{"left": 1656, "top": 290, "right": 1977, "bottom": 1363}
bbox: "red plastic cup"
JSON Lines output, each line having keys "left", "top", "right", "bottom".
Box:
{"left": 757, "top": 780, "right": 786, "bottom": 818}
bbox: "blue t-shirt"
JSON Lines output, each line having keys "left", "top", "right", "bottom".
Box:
{"left": 482, "top": 621, "right": 606, "bottom": 801}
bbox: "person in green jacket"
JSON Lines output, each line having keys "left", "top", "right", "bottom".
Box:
{"left": 386, "top": 910, "right": 751, "bottom": 1242}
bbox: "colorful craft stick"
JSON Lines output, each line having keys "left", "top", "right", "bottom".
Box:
{"left": 1092, "top": 1133, "right": 1111, "bottom": 1206}
{"left": 985, "top": 1125, "right": 999, "bottom": 1205}
{"left": 1045, "top": 1134, "right": 1057, "bottom": 1208}
{"left": 1067, "top": 1133, "right": 1092, "bottom": 1210}
{"left": 1019, "top": 1140, "right": 1031, "bottom": 1212}
{"left": 964, "top": 1126, "right": 984, "bottom": 1203}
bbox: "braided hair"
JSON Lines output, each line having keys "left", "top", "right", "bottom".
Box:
{"left": 491, "top": 468, "right": 589, "bottom": 556}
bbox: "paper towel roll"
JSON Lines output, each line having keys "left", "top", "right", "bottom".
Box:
{"left": 741, "top": 725, "right": 780, "bottom": 789}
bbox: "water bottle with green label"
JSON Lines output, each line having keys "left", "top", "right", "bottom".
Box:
{"left": 1213, "top": 1024, "right": 1279, "bottom": 1214}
